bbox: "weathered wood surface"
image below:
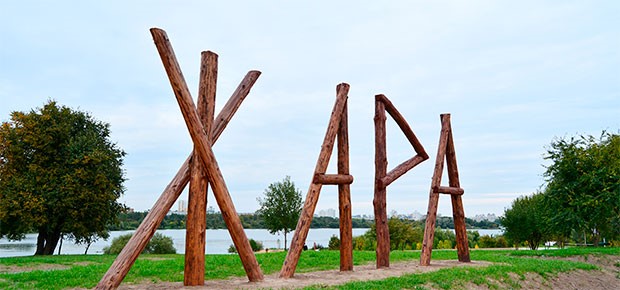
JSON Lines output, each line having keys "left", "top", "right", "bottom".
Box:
{"left": 436, "top": 186, "right": 464, "bottom": 195}
{"left": 280, "top": 83, "right": 350, "bottom": 278}
{"left": 149, "top": 28, "right": 263, "bottom": 282}
{"left": 96, "top": 157, "right": 191, "bottom": 289}
{"left": 420, "top": 114, "right": 450, "bottom": 266}
{"left": 373, "top": 95, "right": 390, "bottom": 268}
{"left": 96, "top": 63, "right": 259, "bottom": 288}
{"left": 184, "top": 51, "right": 217, "bottom": 286}
{"left": 313, "top": 173, "right": 354, "bottom": 185}
{"left": 337, "top": 100, "right": 353, "bottom": 272}
{"left": 381, "top": 155, "right": 426, "bottom": 187}
{"left": 375, "top": 94, "right": 428, "bottom": 159}
{"left": 444, "top": 114, "right": 470, "bottom": 262}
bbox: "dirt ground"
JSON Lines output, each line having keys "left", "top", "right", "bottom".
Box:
{"left": 118, "top": 254, "right": 620, "bottom": 290}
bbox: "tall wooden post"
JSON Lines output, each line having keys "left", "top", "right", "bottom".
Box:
{"left": 373, "top": 94, "right": 428, "bottom": 268}
{"left": 184, "top": 51, "right": 217, "bottom": 286}
{"left": 96, "top": 29, "right": 261, "bottom": 289}
{"left": 280, "top": 83, "right": 353, "bottom": 278}
{"left": 420, "top": 114, "right": 470, "bottom": 266}
{"left": 337, "top": 98, "right": 353, "bottom": 272}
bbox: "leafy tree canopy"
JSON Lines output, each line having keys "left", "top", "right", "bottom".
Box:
{"left": 256, "top": 176, "right": 302, "bottom": 250}
{"left": 500, "top": 192, "right": 548, "bottom": 250}
{"left": 543, "top": 132, "right": 620, "bottom": 244}
{"left": 0, "top": 101, "right": 126, "bottom": 255}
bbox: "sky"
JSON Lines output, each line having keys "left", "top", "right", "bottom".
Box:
{"left": 1, "top": 1, "right": 618, "bottom": 217}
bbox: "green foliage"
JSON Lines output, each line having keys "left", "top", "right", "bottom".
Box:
{"left": 249, "top": 238, "right": 263, "bottom": 252}
{"left": 543, "top": 133, "right": 620, "bottom": 245}
{"left": 328, "top": 235, "right": 340, "bottom": 250}
{"left": 103, "top": 233, "right": 176, "bottom": 254}
{"left": 501, "top": 192, "right": 548, "bottom": 250}
{"left": 256, "top": 176, "right": 302, "bottom": 250}
{"left": 0, "top": 101, "right": 125, "bottom": 255}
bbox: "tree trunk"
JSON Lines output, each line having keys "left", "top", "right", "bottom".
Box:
{"left": 284, "top": 231, "right": 288, "bottom": 251}
{"left": 57, "top": 234, "right": 63, "bottom": 255}
{"left": 35, "top": 229, "right": 62, "bottom": 255}
{"left": 85, "top": 241, "right": 92, "bottom": 255}
{"left": 35, "top": 229, "right": 46, "bottom": 255}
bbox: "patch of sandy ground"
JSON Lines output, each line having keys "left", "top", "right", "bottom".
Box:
{"left": 119, "top": 260, "right": 492, "bottom": 289}
{"left": 118, "top": 254, "right": 620, "bottom": 290}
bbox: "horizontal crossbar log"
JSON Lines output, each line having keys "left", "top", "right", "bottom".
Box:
{"left": 313, "top": 173, "right": 354, "bottom": 185}
{"left": 435, "top": 186, "right": 464, "bottom": 195}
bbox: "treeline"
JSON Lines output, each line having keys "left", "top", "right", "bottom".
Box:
{"left": 108, "top": 212, "right": 500, "bottom": 231}
{"left": 501, "top": 133, "right": 620, "bottom": 249}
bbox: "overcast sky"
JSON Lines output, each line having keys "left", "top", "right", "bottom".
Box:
{"left": 1, "top": 1, "right": 618, "bottom": 217}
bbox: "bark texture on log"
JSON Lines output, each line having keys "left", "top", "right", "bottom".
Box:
{"left": 280, "top": 83, "right": 350, "bottom": 278}
{"left": 420, "top": 114, "right": 469, "bottom": 266}
{"left": 313, "top": 173, "right": 354, "bottom": 185}
{"left": 373, "top": 95, "right": 390, "bottom": 269}
{"left": 337, "top": 100, "right": 353, "bottom": 272}
{"left": 184, "top": 51, "right": 217, "bottom": 286}
{"left": 149, "top": 28, "right": 263, "bottom": 282}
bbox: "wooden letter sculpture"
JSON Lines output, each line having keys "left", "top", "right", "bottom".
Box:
{"left": 280, "top": 83, "right": 353, "bottom": 278}
{"left": 420, "top": 114, "right": 470, "bottom": 266}
{"left": 96, "top": 28, "right": 263, "bottom": 289}
{"left": 374, "top": 94, "right": 429, "bottom": 268}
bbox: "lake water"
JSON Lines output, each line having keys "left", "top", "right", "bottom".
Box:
{"left": 0, "top": 228, "right": 503, "bottom": 258}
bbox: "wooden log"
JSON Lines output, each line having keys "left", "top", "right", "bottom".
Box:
{"left": 313, "top": 173, "right": 354, "bottom": 185}
{"left": 443, "top": 114, "right": 470, "bottom": 262}
{"left": 184, "top": 51, "right": 217, "bottom": 286}
{"left": 435, "top": 186, "right": 464, "bottom": 195}
{"left": 212, "top": 70, "right": 261, "bottom": 142}
{"left": 96, "top": 64, "right": 260, "bottom": 289}
{"left": 381, "top": 155, "right": 427, "bottom": 187}
{"left": 420, "top": 114, "right": 450, "bottom": 266}
{"left": 96, "top": 157, "right": 191, "bottom": 289}
{"left": 337, "top": 100, "right": 353, "bottom": 272}
{"left": 373, "top": 95, "right": 390, "bottom": 269}
{"left": 376, "top": 94, "right": 428, "bottom": 159}
{"left": 150, "top": 28, "right": 263, "bottom": 282}
{"left": 280, "top": 83, "right": 350, "bottom": 278}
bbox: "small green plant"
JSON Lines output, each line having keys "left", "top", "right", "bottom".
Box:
{"left": 103, "top": 233, "right": 176, "bottom": 254}
{"left": 228, "top": 239, "right": 263, "bottom": 253}
{"left": 328, "top": 235, "right": 340, "bottom": 250}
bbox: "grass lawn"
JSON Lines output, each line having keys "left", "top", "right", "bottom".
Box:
{"left": 0, "top": 247, "right": 617, "bottom": 289}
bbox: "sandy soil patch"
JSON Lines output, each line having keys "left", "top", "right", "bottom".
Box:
{"left": 119, "top": 260, "right": 491, "bottom": 289}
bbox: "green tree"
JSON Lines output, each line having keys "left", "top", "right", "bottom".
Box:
{"left": 256, "top": 176, "right": 302, "bottom": 250}
{"left": 103, "top": 233, "right": 176, "bottom": 254}
{"left": 543, "top": 133, "right": 620, "bottom": 245}
{"left": 0, "top": 101, "right": 125, "bottom": 255}
{"left": 500, "top": 193, "right": 548, "bottom": 250}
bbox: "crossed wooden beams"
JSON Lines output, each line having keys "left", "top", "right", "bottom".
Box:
{"left": 96, "top": 28, "right": 263, "bottom": 289}
{"left": 280, "top": 83, "right": 353, "bottom": 278}
{"left": 420, "top": 114, "right": 470, "bottom": 266}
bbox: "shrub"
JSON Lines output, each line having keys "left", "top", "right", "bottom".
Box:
{"left": 103, "top": 233, "right": 176, "bottom": 254}
{"left": 328, "top": 235, "right": 340, "bottom": 250}
{"left": 228, "top": 239, "right": 263, "bottom": 253}
{"left": 249, "top": 239, "right": 263, "bottom": 252}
